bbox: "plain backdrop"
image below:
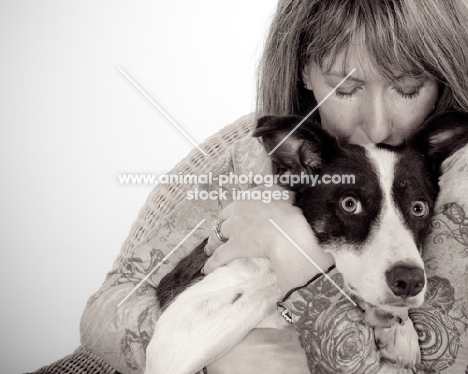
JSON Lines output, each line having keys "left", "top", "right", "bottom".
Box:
{"left": 0, "top": 1, "right": 278, "bottom": 372}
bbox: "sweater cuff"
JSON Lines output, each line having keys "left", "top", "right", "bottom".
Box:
{"left": 276, "top": 265, "right": 336, "bottom": 324}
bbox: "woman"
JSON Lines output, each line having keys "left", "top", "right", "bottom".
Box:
{"left": 81, "top": 0, "right": 468, "bottom": 373}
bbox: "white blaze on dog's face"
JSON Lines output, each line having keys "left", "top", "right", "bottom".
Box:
{"left": 330, "top": 145, "right": 430, "bottom": 308}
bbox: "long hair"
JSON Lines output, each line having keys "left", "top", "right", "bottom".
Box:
{"left": 257, "top": 0, "right": 468, "bottom": 117}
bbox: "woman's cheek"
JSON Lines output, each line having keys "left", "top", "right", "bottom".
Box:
{"left": 391, "top": 100, "right": 434, "bottom": 136}
{"left": 319, "top": 99, "right": 360, "bottom": 138}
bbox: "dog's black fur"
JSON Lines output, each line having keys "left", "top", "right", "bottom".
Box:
{"left": 156, "top": 111, "right": 468, "bottom": 310}
{"left": 157, "top": 239, "right": 207, "bottom": 308}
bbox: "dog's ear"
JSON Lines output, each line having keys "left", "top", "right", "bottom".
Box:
{"left": 253, "top": 115, "right": 339, "bottom": 189}
{"left": 411, "top": 111, "right": 468, "bottom": 175}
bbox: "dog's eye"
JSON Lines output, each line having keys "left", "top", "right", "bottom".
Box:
{"left": 411, "top": 201, "right": 429, "bottom": 218}
{"left": 340, "top": 196, "right": 362, "bottom": 214}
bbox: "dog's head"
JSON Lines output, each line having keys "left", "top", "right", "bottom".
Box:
{"left": 253, "top": 112, "right": 468, "bottom": 310}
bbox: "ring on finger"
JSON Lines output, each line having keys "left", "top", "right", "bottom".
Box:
{"left": 211, "top": 218, "right": 228, "bottom": 243}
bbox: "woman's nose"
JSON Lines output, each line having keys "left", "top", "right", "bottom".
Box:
{"left": 363, "top": 96, "right": 392, "bottom": 144}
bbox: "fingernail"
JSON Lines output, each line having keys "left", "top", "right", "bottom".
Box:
{"left": 200, "top": 267, "right": 205, "bottom": 275}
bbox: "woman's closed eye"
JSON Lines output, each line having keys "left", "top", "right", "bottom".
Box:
{"left": 335, "top": 83, "right": 425, "bottom": 100}
{"left": 393, "top": 83, "right": 425, "bottom": 99}
{"left": 335, "top": 84, "right": 363, "bottom": 98}
{"left": 336, "top": 87, "right": 360, "bottom": 98}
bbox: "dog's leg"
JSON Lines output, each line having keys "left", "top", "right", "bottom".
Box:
{"left": 145, "top": 259, "right": 281, "bottom": 374}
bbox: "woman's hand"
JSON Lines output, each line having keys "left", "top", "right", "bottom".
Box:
{"left": 203, "top": 187, "right": 335, "bottom": 295}
{"left": 205, "top": 326, "right": 310, "bottom": 374}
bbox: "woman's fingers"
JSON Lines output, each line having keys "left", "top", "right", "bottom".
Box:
{"left": 203, "top": 239, "right": 240, "bottom": 274}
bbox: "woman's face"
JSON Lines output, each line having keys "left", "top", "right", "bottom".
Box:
{"left": 302, "top": 46, "right": 439, "bottom": 145}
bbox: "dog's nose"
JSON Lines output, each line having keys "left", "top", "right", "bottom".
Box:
{"left": 386, "top": 266, "right": 425, "bottom": 298}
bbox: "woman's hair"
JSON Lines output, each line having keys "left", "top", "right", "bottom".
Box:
{"left": 257, "top": 0, "right": 468, "bottom": 117}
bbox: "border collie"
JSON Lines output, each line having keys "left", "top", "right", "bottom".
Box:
{"left": 145, "top": 112, "right": 468, "bottom": 374}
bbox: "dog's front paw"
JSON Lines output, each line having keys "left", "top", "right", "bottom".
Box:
{"left": 374, "top": 317, "right": 421, "bottom": 369}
